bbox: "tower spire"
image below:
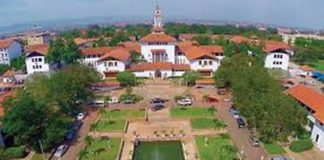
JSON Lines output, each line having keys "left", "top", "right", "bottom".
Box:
{"left": 152, "top": 1, "right": 164, "bottom": 34}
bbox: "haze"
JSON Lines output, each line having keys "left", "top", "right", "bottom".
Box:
{"left": 0, "top": 0, "right": 323, "bottom": 29}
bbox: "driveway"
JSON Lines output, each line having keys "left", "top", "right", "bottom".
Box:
{"left": 51, "top": 108, "right": 99, "bottom": 160}
{"left": 215, "top": 101, "right": 267, "bottom": 160}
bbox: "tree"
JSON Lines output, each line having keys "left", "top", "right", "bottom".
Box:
{"left": 2, "top": 91, "right": 69, "bottom": 151}
{"left": 46, "top": 38, "right": 81, "bottom": 67}
{"left": 130, "top": 51, "right": 145, "bottom": 64}
{"left": 0, "top": 64, "right": 10, "bottom": 75}
{"left": 108, "top": 32, "right": 129, "bottom": 47}
{"left": 182, "top": 71, "right": 201, "bottom": 86}
{"left": 214, "top": 53, "right": 306, "bottom": 141}
{"left": 93, "top": 37, "right": 108, "bottom": 47}
{"left": 10, "top": 56, "right": 26, "bottom": 71}
{"left": 192, "top": 35, "right": 212, "bottom": 45}
{"left": 116, "top": 71, "right": 137, "bottom": 87}
{"left": 292, "top": 47, "right": 319, "bottom": 65}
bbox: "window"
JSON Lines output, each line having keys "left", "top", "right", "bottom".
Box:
{"left": 209, "top": 61, "right": 213, "bottom": 65}
{"left": 38, "top": 58, "right": 42, "bottom": 62}
{"left": 199, "top": 61, "right": 202, "bottom": 65}
{"left": 204, "top": 61, "right": 208, "bottom": 65}
{"left": 115, "top": 62, "right": 117, "bottom": 66}
{"left": 108, "top": 62, "right": 114, "bottom": 66}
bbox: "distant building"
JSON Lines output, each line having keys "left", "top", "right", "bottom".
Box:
{"left": 25, "top": 44, "right": 50, "bottom": 75}
{"left": 0, "top": 38, "right": 23, "bottom": 65}
{"left": 287, "top": 85, "right": 324, "bottom": 151}
{"left": 27, "top": 32, "right": 51, "bottom": 46}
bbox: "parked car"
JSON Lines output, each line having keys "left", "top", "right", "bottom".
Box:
{"left": 236, "top": 117, "right": 245, "bottom": 128}
{"left": 65, "top": 129, "right": 76, "bottom": 140}
{"left": 77, "top": 112, "right": 86, "bottom": 120}
{"left": 270, "top": 156, "right": 290, "bottom": 160}
{"left": 151, "top": 104, "right": 164, "bottom": 111}
{"left": 121, "top": 99, "right": 134, "bottom": 104}
{"left": 229, "top": 107, "right": 240, "bottom": 119}
{"left": 108, "top": 97, "right": 119, "bottom": 104}
{"left": 150, "top": 98, "right": 168, "bottom": 104}
{"left": 71, "top": 120, "right": 83, "bottom": 130}
{"left": 249, "top": 136, "right": 260, "bottom": 147}
{"left": 54, "top": 145, "right": 69, "bottom": 157}
{"left": 177, "top": 98, "right": 192, "bottom": 106}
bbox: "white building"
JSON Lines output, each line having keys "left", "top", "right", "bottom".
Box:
{"left": 96, "top": 47, "right": 131, "bottom": 78}
{"left": 81, "top": 47, "right": 114, "bottom": 68}
{"left": 0, "top": 39, "right": 23, "bottom": 65}
{"left": 264, "top": 41, "right": 293, "bottom": 70}
{"left": 25, "top": 44, "right": 50, "bottom": 75}
{"left": 287, "top": 85, "right": 324, "bottom": 150}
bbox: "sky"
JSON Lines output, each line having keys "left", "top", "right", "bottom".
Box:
{"left": 0, "top": 0, "right": 324, "bottom": 30}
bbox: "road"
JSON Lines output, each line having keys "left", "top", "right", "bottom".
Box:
{"left": 51, "top": 108, "right": 99, "bottom": 160}
{"left": 215, "top": 101, "right": 267, "bottom": 160}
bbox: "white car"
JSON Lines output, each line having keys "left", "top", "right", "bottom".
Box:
{"left": 54, "top": 145, "right": 68, "bottom": 157}
{"left": 177, "top": 98, "right": 192, "bottom": 106}
{"left": 308, "top": 80, "right": 316, "bottom": 86}
{"left": 108, "top": 97, "right": 119, "bottom": 104}
{"left": 77, "top": 112, "right": 86, "bottom": 120}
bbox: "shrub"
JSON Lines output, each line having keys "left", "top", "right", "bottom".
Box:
{"left": 0, "top": 146, "right": 26, "bottom": 159}
{"left": 289, "top": 139, "right": 313, "bottom": 153}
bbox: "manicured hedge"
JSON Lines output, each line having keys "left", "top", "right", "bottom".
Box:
{"left": 289, "top": 139, "right": 313, "bottom": 153}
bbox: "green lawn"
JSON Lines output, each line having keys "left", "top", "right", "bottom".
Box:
{"left": 100, "top": 109, "right": 145, "bottom": 119}
{"left": 171, "top": 107, "right": 216, "bottom": 118}
{"left": 191, "top": 118, "right": 226, "bottom": 129}
{"left": 313, "top": 60, "right": 324, "bottom": 71}
{"left": 80, "top": 138, "right": 121, "bottom": 160}
{"left": 195, "top": 135, "right": 238, "bottom": 160}
{"left": 263, "top": 142, "right": 286, "bottom": 155}
{"left": 93, "top": 119, "right": 126, "bottom": 132}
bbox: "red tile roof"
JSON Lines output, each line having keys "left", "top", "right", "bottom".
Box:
{"left": 74, "top": 38, "right": 98, "bottom": 45}
{"left": 121, "top": 41, "right": 141, "bottom": 53}
{"left": 264, "top": 41, "right": 292, "bottom": 53}
{"left": 299, "top": 65, "right": 315, "bottom": 72}
{"left": 184, "top": 46, "right": 217, "bottom": 60}
{"left": 2, "top": 70, "right": 16, "bottom": 77}
{"left": 287, "top": 84, "right": 324, "bottom": 123}
{"left": 81, "top": 47, "right": 114, "bottom": 56}
{"left": 200, "top": 45, "right": 224, "bottom": 53}
{"left": 99, "top": 47, "right": 130, "bottom": 61}
{"left": 129, "top": 62, "right": 190, "bottom": 71}
{"left": 0, "top": 38, "right": 16, "bottom": 49}
{"left": 25, "top": 44, "right": 49, "bottom": 55}
{"left": 140, "top": 33, "right": 176, "bottom": 43}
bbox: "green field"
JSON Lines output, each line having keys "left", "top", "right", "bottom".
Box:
{"left": 195, "top": 135, "right": 238, "bottom": 160}
{"left": 133, "top": 141, "right": 184, "bottom": 160}
{"left": 263, "top": 142, "right": 286, "bottom": 155}
{"left": 313, "top": 60, "right": 324, "bottom": 71}
{"left": 171, "top": 107, "right": 216, "bottom": 118}
{"left": 191, "top": 118, "right": 226, "bottom": 129}
{"left": 93, "top": 119, "right": 126, "bottom": 132}
{"left": 80, "top": 138, "right": 121, "bottom": 160}
{"left": 100, "top": 109, "right": 145, "bottom": 119}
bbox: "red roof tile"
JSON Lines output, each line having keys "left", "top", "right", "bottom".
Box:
{"left": 121, "top": 41, "right": 141, "bottom": 53}
{"left": 184, "top": 46, "right": 217, "bottom": 60}
{"left": 129, "top": 62, "right": 190, "bottom": 71}
{"left": 99, "top": 47, "right": 130, "bottom": 61}
{"left": 0, "top": 38, "right": 16, "bottom": 49}
{"left": 140, "top": 33, "right": 176, "bottom": 43}
{"left": 81, "top": 47, "right": 114, "bottom": 56}
{"left": 287, "top": 84, "right": 324, "bottom": 123}
{"left": 200, "top": 45, "right": 224, "bottom": 53}
{"left": 264, "top": 41, "right": 292, "bottom": 53}
{"left": 74, "top": 38, "right": 98, "bottom": 45}
{"left": 25, "top": 44, "right": 49, "bottom": 55}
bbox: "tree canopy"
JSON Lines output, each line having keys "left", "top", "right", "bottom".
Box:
{"left": 2, "top": 64, "right": 100, "bottom": 151}
{"left": 116, "top": 71, "right": 137, "bottom": 87}
{"left": 10, "top": 56, "right": 26, "bottom": 71}
{"left": 214, "top": 53, "right": 306, "bottom": 141}
{"left": 182, "top": 71, "right": 201, "bottom": 86}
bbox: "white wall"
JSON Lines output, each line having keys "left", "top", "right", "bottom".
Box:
{"left": 141, "top": 43, "right": 176, "bottom": 63}
{"left": 26, "top": 55, "right": 50, "bottom": 75}
{"left": 133, "top": 70, "right": 155, "bottom": 78}
{"left": 264, "top": 52, "right": 290, "bottom": 70}
{"left": 96, "top": 60, "right": 126, "bottom": 77}
{"left": 311, "top": 120, "right": 324, "bottom": 151}
{"left": 175, "top": 55, "right": 190, "bottom": 64}
{"left": 0, "top": 41, "right": 22, "bottom": 65}
{"left": 190, "top": 59, "right": 220, "bottom": 72}
{"left": 81, "top": 56, "right": 100, "bottom": 68}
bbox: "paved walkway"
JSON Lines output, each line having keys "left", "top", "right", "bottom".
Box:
{"left": 215, "top": 101, "right": 267, "bottom": 160}
{"left": 285, "top": 147, "right": 324, "bottom": 160}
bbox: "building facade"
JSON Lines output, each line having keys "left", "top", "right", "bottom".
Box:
{"left": 0, "top": 39, "right": 23, "bottom": 65}
{"left": 25, "top": 44, "right": 50, "bottom": 75}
